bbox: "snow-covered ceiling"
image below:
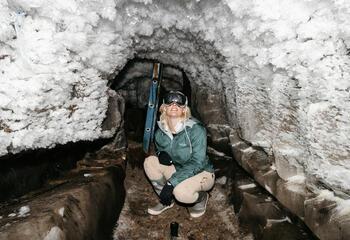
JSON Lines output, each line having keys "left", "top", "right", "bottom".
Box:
{"left": 0, "top": 0, "right": 350, "bottom": 195}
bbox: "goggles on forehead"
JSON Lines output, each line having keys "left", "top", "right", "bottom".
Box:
{"left": 163, "top": 91, "right": 187, "bottom": 107}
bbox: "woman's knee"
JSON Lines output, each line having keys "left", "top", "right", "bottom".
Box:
{"left": 199, "top": 172, "right": 215, "bottom": 191}
{"left": 144, "top": 155, "right": 158, "bottom": 170}
{"left": 173, "top": 185, "right": 198, "bottom": 204}
{"left": 144, "top": 155, "right": 162, "bottom": 180}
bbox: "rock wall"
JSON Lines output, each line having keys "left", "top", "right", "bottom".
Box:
{"left": 0, "top": 158, "right": 126, "bottom": 240}
{"left": 230, "top": 131, "right": 350, "bottom": 240}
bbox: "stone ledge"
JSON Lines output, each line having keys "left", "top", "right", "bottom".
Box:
{"left": 0, "top": 159, "right": 125, "bottom": 240}
{"left": 229, "top": 131, "right": 350, "bottom": 240}
{"left": 232, "top": 177, "right": 313, "bottom": 240}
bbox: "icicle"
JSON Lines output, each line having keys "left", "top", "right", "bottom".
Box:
{"left": 14, "top": 9, "right": 26, "bottom": 37}
{"left": 13, "top": 9, "right": 33, "bottom": 71}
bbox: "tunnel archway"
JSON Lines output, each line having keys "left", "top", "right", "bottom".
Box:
{"left": 1, "top": 0, "right": 350, "bottom": 239}
{"left": 109, "top": 58, "right": 194, "bottom": 143}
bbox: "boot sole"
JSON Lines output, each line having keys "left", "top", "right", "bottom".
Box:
{"left": 189, "top": 194, "right": 209, "bottom": 218}
{"left": 147, "top": 202, "right": 174, "bottom": 215}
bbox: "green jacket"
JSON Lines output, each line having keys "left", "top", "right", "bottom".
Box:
{"left": 154, "top": 117, "right": 214, "bottom": 187}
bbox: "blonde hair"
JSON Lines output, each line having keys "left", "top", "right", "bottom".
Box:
{"left": 159, "top": 103, "right": 191, "bottom": 130}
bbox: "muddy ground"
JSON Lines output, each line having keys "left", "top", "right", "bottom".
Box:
{"left": 113, "top": 163, "right": 254, "bottom": 240}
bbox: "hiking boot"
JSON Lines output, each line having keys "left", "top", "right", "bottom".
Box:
{"left": 147, "top": 202, "right": 174, "bottom": 215}
{"left": 188, "top": 192, "right": 209, "bottom": 218}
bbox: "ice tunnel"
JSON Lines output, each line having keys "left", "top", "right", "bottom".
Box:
{"left": 0, "top": 0, "right": 350, "bottom": 239}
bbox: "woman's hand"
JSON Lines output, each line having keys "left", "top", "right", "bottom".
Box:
{"left": 159, "top": 182, "right": 174, "bottom": 206}
{"left": 157, "top": 151, "right": 173, "bottom": 166}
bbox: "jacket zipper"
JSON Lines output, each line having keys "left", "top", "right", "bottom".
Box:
{"left": 170, "top": 137, "right": 173, "bottom": 155}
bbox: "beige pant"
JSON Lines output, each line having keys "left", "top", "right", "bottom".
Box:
{"left": 144, "top": 156, "right": 215, "bottom": 204}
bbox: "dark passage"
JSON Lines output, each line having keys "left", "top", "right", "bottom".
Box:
{"left": 0, "top": 139, "right": 110, "bottom": 202}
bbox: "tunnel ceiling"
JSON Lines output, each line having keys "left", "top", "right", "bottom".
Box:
{"left": 0, "top": 0, "right": 350, "bottom": 198}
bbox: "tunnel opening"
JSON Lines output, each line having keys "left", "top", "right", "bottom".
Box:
{"left": 109, "top": 58, "right": 194, "bottom": 139}
{"left": 110, "top": 58, "right": 195, "bottom": 169}
{"left": 0, "top": 138, "right": 112, "bottom": 203}
{"left": 111, "top": 58, "right": 194, "bottom": 142}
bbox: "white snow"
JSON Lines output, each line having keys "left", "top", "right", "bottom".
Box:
{"left": 308, "top": 189, "right": 350, "bottom": 221}
{"left": 43, "top": 226, "right": 65, "bottom": 240}
{"left": 287, "top": 175, "right": 306, "bottom": 184}
{"left": 238, "top": 183, "right": 256, "bottom": 190}
{"left": 265, "top": 185, "right": 273, "bottom": 194}
{"left": 266, "top": 216, "right": 292, "bottom": 225}
{"left": 207, "top": 147, "right": 226, "bottom": 157}
{"left": 216, "top": 176, "right": 227, "bottom": 185}
{"left": 242, "top": 147, "right": 255, "bottom": 153}
{"left": 0, "top": 0, "right": 349, "bottom": 199}
{"left": 83, "top": 173, "right": 93, "bottom": 177}
{"left": 8, "top": 213, "right": 16, "bottom": 217}
{"left": 18, "top": 205, "right": 30, "bottom": 217}
{"left": 58, "top": 207, "right": 64, "bottom": 217}
{"left": 335, "top": 199, "right": 350, "bottom": 217}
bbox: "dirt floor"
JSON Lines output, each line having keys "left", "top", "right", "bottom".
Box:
{"left": 113, "top": 163, "right": 254, "bottom": 240}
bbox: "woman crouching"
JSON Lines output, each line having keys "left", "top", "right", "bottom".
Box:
{"left": 144, "top": 91, "right": 215, "bottom": 218}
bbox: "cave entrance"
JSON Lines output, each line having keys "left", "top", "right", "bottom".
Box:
{"left": 110, "top": 58, "right": 193, "bottom": 144}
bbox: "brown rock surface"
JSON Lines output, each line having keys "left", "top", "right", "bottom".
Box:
{"left": 0, "top": 158, "right": 125, "bottom": 240}
{"left": 229, "top": 129, "right": 350, "bottom": 240}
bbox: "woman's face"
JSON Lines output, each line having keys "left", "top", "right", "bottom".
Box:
{"left": 164, "top": 103, "right": 185, "bottom": 118}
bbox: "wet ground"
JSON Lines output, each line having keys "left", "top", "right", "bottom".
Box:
{"left": 113, "top": 163, "right": 254, "bottom": 240}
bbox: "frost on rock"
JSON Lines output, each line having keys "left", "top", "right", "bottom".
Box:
{"left": 238, "top": 183, "right": 257, "bottom": 190}
{"left": 0, "top": 0, "right": 349, "bottom": 195}
{"left": 43, "top": 226, "right": 65, "bottom": 240}
{"left": 8, "top": 213, "right": 16, "bottom": 218}
{"left": 18, "top": 206, "right": 30, "bottom": 217}
{"left": 216, "top": 176, "right": 227, "bottom": 185}
{"left": 58, "top": 207, "right": 64, "bottom": 217}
